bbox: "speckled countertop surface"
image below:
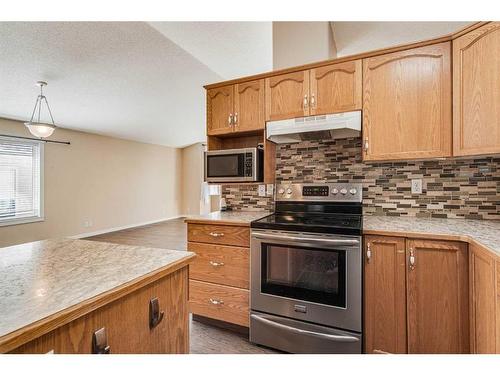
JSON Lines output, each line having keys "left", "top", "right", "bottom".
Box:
{"left": 364, "top": 216, "right": 500, "bottom": 256}
{"left": 185, "top": 211, "right": 271, "bottom": 225}
{"left": 0, "top": 239, "right": 194, "bottom": 339}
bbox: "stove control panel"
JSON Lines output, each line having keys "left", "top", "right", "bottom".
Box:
{"left": 275, "top": 183, "right": 362, "bottom": 202}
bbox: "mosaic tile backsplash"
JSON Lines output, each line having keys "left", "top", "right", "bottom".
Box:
{"left": 222, "top": 137, "right": 500, "bottom": 219}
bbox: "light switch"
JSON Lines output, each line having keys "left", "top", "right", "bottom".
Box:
{"left": 258, "top": 184, "right": 266, "bottom": 197}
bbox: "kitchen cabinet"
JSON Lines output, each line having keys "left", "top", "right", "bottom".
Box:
{"left": 453, "top": 22, "right": 500, "bottom": 156}
{"left": 265, "top": 61, "right": 362, "bottom": 121}
{"left": 186, "top": 221, "right": 251, "bottom": 327}
{"left": 309, "top": 60, "right": 362, "bottom": 116}
{"left": 207, "top": 80, "right": 264, "bottom": 136}
{"left": 406, "top": 239, "right": 469, "bottom": 353}
{"left": 10, "top": 268, "right": 189, "bottom": 354}
{"left": 364, "top": 235, "right": 407, "bottom": 354}
{"left": 362, "top": 42, "right": 452, "bottom": 161}
{"left": 469, "top": 243, "right": 498, "bottom": 353}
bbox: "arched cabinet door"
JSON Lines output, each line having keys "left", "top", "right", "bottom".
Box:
{"left": 453, "top": 22, "right": 500, "bottom": 156}
{"left": 265, "top": 71, "right": 309, "bottom": 121}
{"left": 207, "top": 86, "right": 234, "bottom": 136}
{"left": 309, "top": 60, "right": 362, "bottom": 116}
{"left": 362, "top": 42, "right": 452, "bottom": 161}
{"left": 234, "top": 80, "right": 265, "bottom": 133}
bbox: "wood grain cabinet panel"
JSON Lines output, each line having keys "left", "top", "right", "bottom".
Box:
{"left": 265, "top": 71, "right": 309, "bottom": 121}
{"left": 187, "top": 223, "right": 250, "bottom": 247}
{"left": 453, "top": 22, "right": 500, "bottom": 156}
{"left": 189, "top": 280, "right": 249, "bottom": 327}
{"left": 469, "top": 244, "right": 498, "bottom": 353}
{"left": 188, "top": 242, "right": 249, "bottom": 289}
{"left": 364, "top": 235, "right": 407, "bottom": 354}
{"left": 11, "top": 268, "right": 189, "bottom": 354}
{"left": 406, "top": 239, "right": 469, "bottom": 353}
{"left": 362, "top": 42, "right": 452, "bottom": 161}
{"left": 207, "top": 85, "right": 234, "bottom": 136}
{"left": 309, "top": 60, "right": 362, "bottom": 115}
{"left": 234, "top": 80, "right": 265, "bottom": 133}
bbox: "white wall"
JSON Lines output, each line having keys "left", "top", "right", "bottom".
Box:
{"left": 272, "top": 22, "right": 336, "bottom": 69}
{"left": 331, "top": 21, "right": 473, "bottom": 57}
{"left": 181, "top": 142, "right": 205, "bottom": 215}
{"left": 0, "top": 118, "right": 182, "bottom": 247}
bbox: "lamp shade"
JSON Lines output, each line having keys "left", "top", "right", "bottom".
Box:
{"left": 24, "top": 122, "right": 56, "bottom": 138}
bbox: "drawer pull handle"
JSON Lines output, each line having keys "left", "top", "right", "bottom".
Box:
{"left": 209, "top": 232, "right": 224, "bottom": 237}
{"left": 209, "top": 298, "right": 224, "bottom": 306}
{"left": 92, "top": 327, "right": 110, "bottom": 354}
{"left": 149, "top": 297, "right": 165, "bottom": 329}
{"left": 209, "top": 260, "right": 225, "bottom": 267}
{"left": 409, "top": 248, "right": 416, "bottom": 270}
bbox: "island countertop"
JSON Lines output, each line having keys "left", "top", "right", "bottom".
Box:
{"left": 185, "top": 210, "right": 271, "bottom": 226}
{"left": 0, "top": 238, "right": 195, "bottom": 351}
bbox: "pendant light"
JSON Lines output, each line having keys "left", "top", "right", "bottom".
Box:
{"left": 24, "top": 81, "right": 57, "bottom": 138}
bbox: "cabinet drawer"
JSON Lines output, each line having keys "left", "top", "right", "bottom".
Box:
{"left": 187, "top": 223, "right": 250, "bottom": 247}
{"left": 188, "top": 242, "right": 249, "bottom": 289}
{"left": 189, "top": 280, "right": 249, "bottom": 327}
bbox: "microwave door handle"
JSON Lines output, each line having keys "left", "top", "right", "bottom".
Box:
{"left": 253, "top": 233, "right": 359, "bottom": 246}
{"left": 251, "top": 315, "right": 359, "bottom": 343}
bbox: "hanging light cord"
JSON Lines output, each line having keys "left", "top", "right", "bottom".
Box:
{"left": 28, "top": 83, "right": 56, "bottom": 126}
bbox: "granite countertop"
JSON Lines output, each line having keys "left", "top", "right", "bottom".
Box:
{"left": 0, "top": 238, "right": 194, "bottom": 340}
{"left": 185, "top": 211, "right": 271, "bottom": 226}
{"left": 364, "top": 216, "right": 500, "bottom": 256}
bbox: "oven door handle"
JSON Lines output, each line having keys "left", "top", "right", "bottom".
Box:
{"left": 251, "top": 315, "right": 359, "bottom": 343}
{"left": 252, "top": 232, "right": 359, "bottom": 246}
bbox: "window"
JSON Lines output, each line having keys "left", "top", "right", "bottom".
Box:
{"left": 0, "top": 137, "right": 43, "bottom": 226}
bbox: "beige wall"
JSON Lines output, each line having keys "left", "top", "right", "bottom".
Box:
{"left": 181, "top": 142, "right": 205, "bottom": 215}
{"left": 331, "top": 21, "right": 473, "bottom": 57}
{"left": 0, "top": 118, "right": 182, "bottom": 247}
{"left": 272, "top": 22, "right": 336, "bottom": 69}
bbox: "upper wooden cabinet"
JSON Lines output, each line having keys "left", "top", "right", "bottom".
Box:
{"left": 362, "top": 42, "right": 452, "bottom": 161}
{"left": 406, "top": 239, "right": 469, "bottom": 354}
{"left": 309, "top": 60, "right": 362, "bottom": 116}
{"left": 234, "top": 80, "right": 265, "bottom": 133}
{"left": 265, "top": 60, "right": 362, "bottom": 121}
{"left": 207, "top": 80, "right": 264, "bottom": 136}
{"left": 265, "top": 71, "right": 309, "bottom": 121}
{"left": 207, "top": 86, "right": 234, "bottom": 136}
{"left": 453, "top": 22, "right": 500, "bottom": 156}
{"left": 364, "top": 235, "right": 407, "bottom": 354}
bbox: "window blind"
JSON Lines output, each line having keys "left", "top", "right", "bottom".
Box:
{"left": 0, "top": 138, "right": 43, "bottom": 223}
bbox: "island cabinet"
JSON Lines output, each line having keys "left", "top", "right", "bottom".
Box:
{"left": 453, "top": 22, "right": 500, "bottom": 156}
{"left": 265, "top": 60, "right": 362, "bottom": 121}
{"left": 364, "top": 235, "right": 469, "bottom": 354}
{"left": 8, "top": 268, "right": 189, "bottom": 354}
{"left": 187, "top": 222, "right": 250, "bottom": 327}
{"left": 362, "top": 42, "right": 452, "bottom": 161}
{"left": 207, "top": 80, "right": 265, "bottom": 136}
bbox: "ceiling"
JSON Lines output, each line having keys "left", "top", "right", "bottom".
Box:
{"left": 0, "top": 21, "right": 471, "bottom": 148}
{"left": 0, "top": 22, "right": 272, "bottom": 147}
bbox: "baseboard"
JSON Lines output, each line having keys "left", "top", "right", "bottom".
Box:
{"left": 69, "top": 215, "right": 182, "bottom": 239}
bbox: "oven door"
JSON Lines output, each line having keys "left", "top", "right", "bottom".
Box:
{"left": 251, "top": 229, "right": 362, "bottom": 332}
{"left": 204, "top": 149, "right": 256, "bottom": 182}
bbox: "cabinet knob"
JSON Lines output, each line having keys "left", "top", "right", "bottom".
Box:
{"left": 233, "top": 112, "right": 238, "bottom": 126}
{"left": 310, "top": 94, "right": 316, "bottom": 108}
{"left": 92, "top": 327, "right": 110, "bottom": 354}
{"left": 364, "top": 137, "right": 369, "bottom": 153}
{"left": 366, "top": 243, "right": 372, "bottom": 263}
{"left": 409, "top": 248, "right": 416, "bottom": 270}
{"left": 303, "top": 94, "right": 309, "bottom": 109}
{"left": 149, "top": 297, "right": 165, "bottom": 329}
{"left": 228, "top": 114, "right": 233, "bottom": 127}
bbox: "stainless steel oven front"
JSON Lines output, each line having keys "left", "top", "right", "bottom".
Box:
{"left": 250, "top": 229, "right": 362, "bottom": 333}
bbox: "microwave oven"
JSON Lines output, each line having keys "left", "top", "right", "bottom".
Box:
{"left": 204, "top": 147, "right": 264, "bottom": 183}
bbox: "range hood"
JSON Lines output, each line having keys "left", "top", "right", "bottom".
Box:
{"left": 266, "top": 110, "right": 361, "bottom": 144}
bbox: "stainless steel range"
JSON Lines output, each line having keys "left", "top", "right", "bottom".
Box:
{"left": 250, "top": 183, "right": 363, "bottom": 354}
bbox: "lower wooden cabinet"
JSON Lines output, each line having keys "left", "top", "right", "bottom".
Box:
{"left": 364, "top": 235, "right": 469, "bottom": 354}
{"left": 406, "top": 239, "right": 469, "bottom": 353}
{"left": 10, "top": 268, "right": 189, "bottom": 354}
{"left": 364, "top": 235, "right": 407, "bottom": 354}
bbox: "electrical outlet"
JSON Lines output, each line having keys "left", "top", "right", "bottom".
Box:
{"left": 258, "top": 184, "right": 266, "bottom": 197}
{"left": 411, "top": 179, "right": 423, "bottom": 194}
{"left": 266, "top": 184, "right": 274, "bottom": 196}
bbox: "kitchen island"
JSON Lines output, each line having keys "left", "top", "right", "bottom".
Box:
{"left": 0, "top": 238, "right": 195, "bottom": 354}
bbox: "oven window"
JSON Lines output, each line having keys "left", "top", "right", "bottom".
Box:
{"left": 261, "top": 244, "right": 346, "bottom": 308}
{"left": 207, "top": 154, "right": 244, "bottom": 178}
